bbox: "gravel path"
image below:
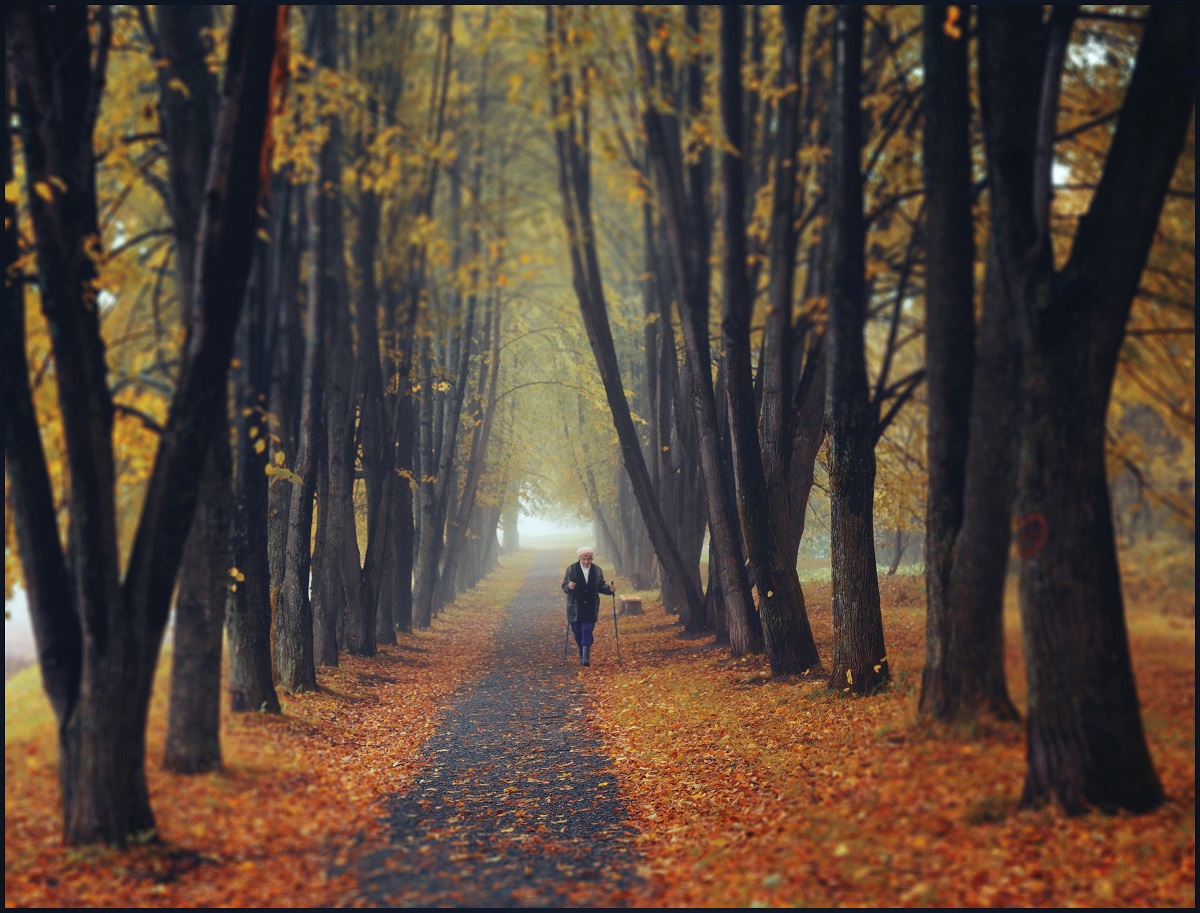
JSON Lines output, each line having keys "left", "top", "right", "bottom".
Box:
{"left": 354, "top": 549, "right": 643, "bottom": 907}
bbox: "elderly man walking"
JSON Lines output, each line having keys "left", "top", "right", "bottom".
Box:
{"left": 562, "top": 547, "right": 616, "bottom": 666}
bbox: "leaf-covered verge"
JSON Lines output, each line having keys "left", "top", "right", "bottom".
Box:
{"left": 4, "top": 550, "right": 533, "bottom": 908}
{"left": 586, "top": 555, "right": 1195, "bottom": 908}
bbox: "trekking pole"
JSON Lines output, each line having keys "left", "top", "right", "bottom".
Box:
{"left": 563, "top": 610, "right": 571, "bottom": 664}
{"left": 612, "top": 590, "right": 621, "bottom": 662}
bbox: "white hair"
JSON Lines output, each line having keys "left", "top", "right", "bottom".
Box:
{"left": 577, "top": 546, "right": 595, "bottom": 558}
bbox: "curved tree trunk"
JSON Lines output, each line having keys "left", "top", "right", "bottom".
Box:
{"left": 548, "top": 8, "right": 705, "bottom": 624}
{"left": 635, "top": 6, "right": 758, "bottom": 645}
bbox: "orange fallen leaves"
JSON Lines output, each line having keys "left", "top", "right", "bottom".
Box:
{"left": 4, "top": 551, "right": 532, "bottom": 908}
{"left": 585, "top": 572, "right": 1195, "bottom": 908}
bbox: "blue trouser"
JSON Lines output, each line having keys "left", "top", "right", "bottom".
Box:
{"left": 570, "top": 621, "right": 595, "bottom": 653}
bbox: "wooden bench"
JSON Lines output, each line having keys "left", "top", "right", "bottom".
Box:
{"left": 618, "top": 596, "right": 643, "bottom": 616}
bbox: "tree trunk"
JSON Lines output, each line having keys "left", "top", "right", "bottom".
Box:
{"left": 547, "top": 8, "right": 705, "bottom": 624}
{"left": 267, "top": 189, "right": 304, "bottom": 593}
{"left": 390, "top": 392, "right": 418, "bottom": 636}
{"left": 6, "top": 5, "right": 281, "bottom": 842}
{"left": 825, "top": 5, "right": 888, "bottom": 695}
{"left": 155, "top": 3, "right": 229, "bottom": 774}
{"left": 164, "top": 438, "right": 231, "bottom": 771}
{"left": 227, "top": 234, "right": 280, "bottom": 715}
{"left": 274, "top": 170, "right": 327, "bottom": 689}
{"left": 646, "top": 205, "right": 705, "bottom": 612}
{"left": 412, "top": 338, "right": 440, "bottom": 629}
{"left": 635, "top": 6, "right": 758, "bottom": 644}
{"left": 981, "top": 4, "right": 1192, "bottom": 812}
{"left": 918, "top": 3, "right": 1018, "bottom": 723}
{"left": 719, "top": 5, "right": 817, "bottom": 674}
{"left": 305, "top": 6, "right": 363, "bottom": 664}
{"left": 436, "top": 54, "right": 499, "bottom": 609}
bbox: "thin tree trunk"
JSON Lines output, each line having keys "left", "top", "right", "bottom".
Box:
{"left": 548, "top": 8, "right": 705, "bottom": 623}
{"left": 227, "top": 231, "right": 280, "bottom": 714}
{"left": 636, "top": 6, "right": 759, "bottom": 645}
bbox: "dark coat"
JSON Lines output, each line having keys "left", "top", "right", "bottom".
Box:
{"left": 562, "top": 561, "right": 613, "bottom": 624}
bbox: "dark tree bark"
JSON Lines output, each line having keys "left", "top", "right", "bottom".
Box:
{"left": 391, "top": 5, "right": 453, "bottom": 634}
{"left": 548, "top": 7, "right": 705, "bottom": 624}
{"left": 825, "top": 5, "right": 888, "bottom": 695}
{"left": 6, "top": 4, "right": 281, "bottom": 843}
{"left": 347, "top": 8, "right": 391, "bottom": 650}
{"left": 981, "top": 4, "right": 1193, "bottom": 813}
{"left": 919, "top": 4, "right": 1019, "bottom": 724}
{"left": 758, "top": 6, "right": 828, "bottom": 569}
{"left": 413, "top": 240, "right": 477, "bottom": 625}
{"left": 436, "top": 42, "right": 500, "bottom": 610}
{"left": 227, "top": 220, "right": 281, "bottom": 715}
{"left": 164, "top": 438, "right": 231, "bottom": 770}
{"left": 440, "top": 284, "right": 503, "bottom": 605}
{"left": 720, "top": 5, "right": 821, "bottom": 676}
{"left": 267, "top": 187, "right": 305, "bottom": 592}
{"left": 153, "top": 3, "right": 230, "bottom": 776}
{"left": 644, "top": 199, "right": 706, "bottom": 614}
{"left": 635, "top": 6, "right": 759, "bottom": 644}
{"left": 273, "top": 196, "right": 322, "bottom": 692}
{"left": 409, "top": 9, "right": 461, "bottom": 630}
{"left": 306, "top": 6, "right": 362, "bottom": 665}
{"left": 412, "top": 335, "right": 441, "bottom": 629}
{"left": 353, "top": 81, "right": 391, "bottom": 650}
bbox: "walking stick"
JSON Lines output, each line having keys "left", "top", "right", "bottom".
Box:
{"left": 611, "top": 591, "right": 621, "bottom": 662}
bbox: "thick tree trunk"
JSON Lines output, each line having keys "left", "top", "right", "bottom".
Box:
{"left": 155, "top": 3, "right": 229, "bottom": 774}
{"left": 825, "top": 5, "right": 887, "bottom": 695}
{"left": 355, "top": 187, "right": 391, "bottom": 650}
{"left": 7, "top": 5, "right": 280, "bottom": 842}
{"left": 164, "top": 437, "right": 231, "bottom": 772}
{"left": 267, "top": 191, "right": 304, "bottom": 593}
{"left": 980, "top": 4, "right": 1192, "bottom": 812}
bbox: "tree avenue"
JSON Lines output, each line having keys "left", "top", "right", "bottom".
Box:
{"left": 3, "top": 5, "right": 1192, "bottom": 847}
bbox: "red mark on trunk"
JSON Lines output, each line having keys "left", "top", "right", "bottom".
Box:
{"left": 1014, "top": 512, "right": 1048, "bottom": 559}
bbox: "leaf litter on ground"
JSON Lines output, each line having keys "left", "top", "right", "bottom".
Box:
{"left": 4, "top": 550, "right": 532, "bottom": 908}
{"left": 581, "top": 566, "right": 1195, "bottom": 908}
